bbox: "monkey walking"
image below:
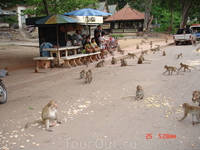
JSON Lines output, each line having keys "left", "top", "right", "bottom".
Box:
{"left": 96, "top": 60, "right": 105, "bottom": 67}
{"left": 163, "top": 65, "right": 183, "bottom": 75}
{"left": 85, "top": 69, "right": 92, "bottom": 84}
{"left": 178, "top": 63, "right": 198, "bottom": 72}
{"left": 175, "top": 53, "right": 182, "bottom": 59}
{"left": 122, "top": 85, "right": 144, "bottom": 100}
{"left": 128, "top": 53, "right": 138, "bottom": 59}
{"left": 25, "top": 100, "right": 61, "bottom": 131}
{"left": 178, "top": 103, "right": 200, "bottom": 125}
{"left": 80, "top": 69, "right": 85, "bottom": 79}
{"left": 111, "top": 57, "right": 117, "bottom": 65}
{"left": 141, "top": 50, "right": 148, "bottom": 55}
{"left": 83, "top": 58, "right": 89, "bottom": 67}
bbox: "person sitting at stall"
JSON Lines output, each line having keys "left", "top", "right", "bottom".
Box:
{"left": 91, "top": 38, "right": 100, "bottom": 52}
{"left": 81, "top": 34, "right": 87, "bottom": 45}
{"left": 83, "top": 37, "right": 97, "bottom": 54}
{"left": 40, "top": 39, "right": 59, "bottom": 57}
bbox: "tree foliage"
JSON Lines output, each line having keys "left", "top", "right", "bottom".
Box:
{"left": 23, "top": 0, "right": 98, "bottom": 17}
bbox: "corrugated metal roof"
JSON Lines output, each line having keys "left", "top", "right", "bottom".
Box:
{"left": 105, "top": 5, "right": 144, "bottom": 21}
{"left": 108, "top": 4, "right": 117, "bottom": 15}
{"left": 96, "top": 2, "right": 106, "bottom": 12}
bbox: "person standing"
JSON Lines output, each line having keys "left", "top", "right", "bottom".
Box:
{"left": 74, "top": 30, "right": 83, "bottom": 45}
{"left": 94, "top": 25, "right": 102, "bottom": 46}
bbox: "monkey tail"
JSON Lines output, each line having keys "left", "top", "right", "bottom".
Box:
{"left": 122, "top": 95, "right": 135, "bottom": 99}
{"left": 25, "top": 120, "right": 43, "bottom": 129}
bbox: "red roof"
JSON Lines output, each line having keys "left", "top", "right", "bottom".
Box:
{"left": 105, "top": 5, "right": 144, "bottom": 22}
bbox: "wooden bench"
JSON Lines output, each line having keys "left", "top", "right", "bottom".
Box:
{"left": 61, "top": 52, "right": 101, "bottom": 68}
{"left": 33, "top": 57, "right": 54, "bottom": 69}
{"left": 61, "top": 54, "right": 87, "bottom": 68}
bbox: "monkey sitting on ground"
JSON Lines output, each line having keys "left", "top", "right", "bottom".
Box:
{"left": 178, "top": 63, "right": 198, "bottom": 72}
{"left": 128, "top": 53, "right": 138, "bottom": 59}
{"left": 25, "top": 100, "right": 61, "bottom": 131}
{"left": 111, "top": 57, "right": 117, "bottom": 65}
{"left": 178, "top": 103, "right": 200, "bottom": 125}
{"left": 135, "top": 85, "right": 144, "bottom": 100}
{"left": 117, "top": 45, "right": 127, "bottom": 55}
{"left": 122, "top": 85, "right": 144, "bottom": 100}
{"left": 196, "top": 46, "right": 200, "bottom": 52}
{"left": 162, "top": 51, "right": 166, "bottom": 56}
{"left": 150, "top": 41, "right": 152, "bottom": 46}
{"left": 80, "top": 69, "right": 85, "bottom": 79}
{"left": 136, "top": 44, "right": 140, "bottom": 49}
{"left": 96, "top": 60, "right": 105, "bottom": 67}
{"left": 85, "top": 69, "right": 92, "bottom": 84}
{"left": 163, "top": 65, "right": 181, "bottom": 75}
{"left": 137, "top": 56, "right": 143, "bottom": 64}
{"left": 165, "top": 37, "right": 168, "bottom": 43}
{"left": 120, "top": 58, "right": 127, "bottom": 66}
{"left": 192, "top": 90, "right": 200, "bottom": 106}
{"left": 35, "top": 66, "right": 39, "bottom": 73}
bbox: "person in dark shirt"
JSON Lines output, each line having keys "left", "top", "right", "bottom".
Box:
{"left": 94, "top": 25, "right": 102, "bottom": 46}
{"left": 83, "top": 37, "right": 97, "bottom": 53}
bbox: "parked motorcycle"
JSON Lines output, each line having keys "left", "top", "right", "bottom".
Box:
{"left": 0, "top": 69, "right": 8, "bottom": 104}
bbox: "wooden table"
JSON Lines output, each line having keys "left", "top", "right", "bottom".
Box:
{"left": 43, "top": 46, "right": 82, "bottom": 66}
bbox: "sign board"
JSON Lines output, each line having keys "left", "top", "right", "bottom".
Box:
{"left": 69, "top": 16, "right": 103, "bottom": 25}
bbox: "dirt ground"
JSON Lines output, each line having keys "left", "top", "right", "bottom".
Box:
{"left": 2, "top": 33, "right": 192, "bottom": 150}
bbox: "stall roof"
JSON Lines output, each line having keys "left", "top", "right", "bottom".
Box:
{"left": 105, "top": 4, "right": 144, "bottom": 22}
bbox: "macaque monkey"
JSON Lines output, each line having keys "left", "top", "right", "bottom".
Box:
{"left": 163, "top": 65, "right": 180, "bottom": 75}
{"left": 141, "top": 50, "right": 148, "bottom": 55}
{"left": 162, "top": 51, "right": 166, "bottom": 56}
{"left": 155, "top": 45, "right": 160, "bottom": 51}
{"left": 109, "top": 49, "right": 115, "bottom": 56}
{"left": 165, "top": 37, "right": 168, "bottom": 43}
{"left": 83, "top": 58, "right": 89, "bottom": 67}
{"left": 192, "top": 90, "right": 200, "bottom": 106}
{"left": 176, "top": 53, "right": 182, "bottom": 59}
{"left": 196, "top": 47, "right": 200, "bottom": 52}
{"left": 35, "top": 66, "right": 39, "bottom": 73}
{"left": 128, "top": 53, "right": 138, "bottom": 59}
{"left": 85, "top": 69, "right": 92, "bottom": 84}
{"left": 4, "top": 67, "right": 9, "bottom": 76}
{"left": 104, "top": 51, "right": 108, "bottom": 57}
{"left": 50, "top": 60, "right": 55, "bottom": 69}
{"left": 178, "top": 103, "right": 200, "bottom": 125}
{"left": 137, "top": 56, "right": 143, "bottom": 64}
{"left": 111, "top": 57, "right": 117, "bottom": 65}
{"left": 122, "top": 85, "right": 144, "bottom": 100}
{"left": 25, "top": 100, "right": 61, "bottom": 131}
{"left": 149, "top": 48, "right": 157, "bottom": 54}
{"left": 143, "top": 35, "right": 148, "bottom": 40}
{"left": 80, "top": 69, "right": 85, "bottom": 79}
{"left": 178, "top": 63, "right": 197, "bottom": 72}
{"left": 150, "top": 41, "right": 152, "bottom": 46}
{"left": 96, "top": 60, "right": 105, "bottom": 67}
{"left": 135, "top": 85, "right": 144, "bottom": 100}
{"left": 124, "top": 37, "right": 127, "bottom": 41}
{"left": 136, "top": 44, "right": 140, "bottom": 49}
{"left": 140, "top": 40, "right": 145, "bottom": 45}
{"left": 120, "top": 58, "right": 127, "bottom": 66}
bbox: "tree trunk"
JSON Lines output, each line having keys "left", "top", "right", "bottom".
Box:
{"left": 42, "top": 0, "right": 50, "bottom": 16}
{"left": 143, "top": 0, "right": 152, "bottom": 34}
{"left": 180, "top": 0, "right": 194, "bottom": 29}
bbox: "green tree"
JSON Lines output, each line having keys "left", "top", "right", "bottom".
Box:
{"left": 23, "top": 0, "right": 98, "bottom": 17}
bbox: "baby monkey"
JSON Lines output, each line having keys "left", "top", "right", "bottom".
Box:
{"left": 111, "top": 57, "right": 117, "bottom": 65}
{"left": 176, "top": 53, "right": 182, "bottom": 59}
{"left": 80, "top": 69, "right": 85, "bottom": 79}
{"left": 162, "top": 51, "right": 166, "bottom": 56}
